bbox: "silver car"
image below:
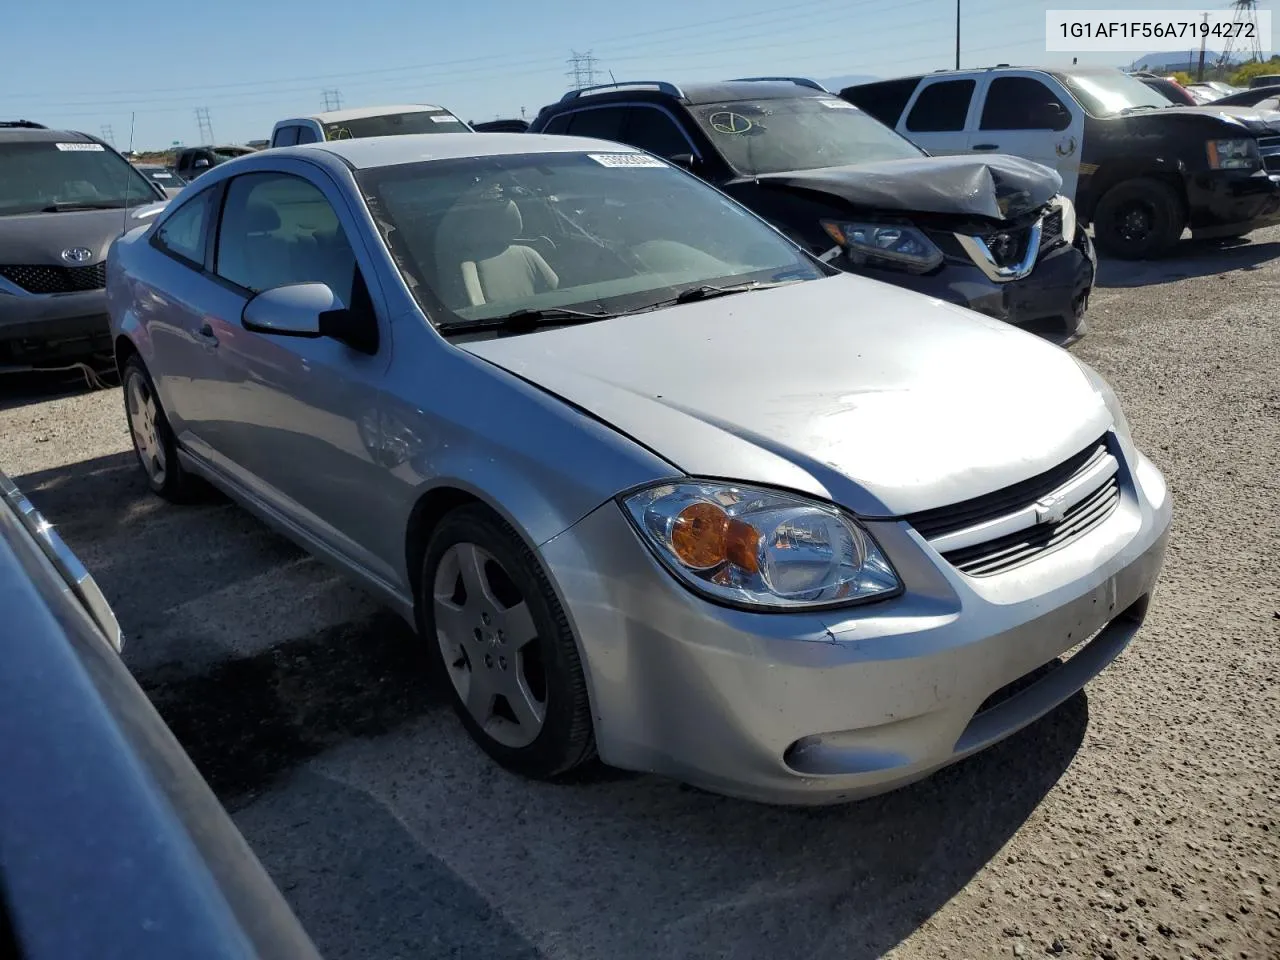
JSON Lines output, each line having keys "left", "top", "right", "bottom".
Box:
{"left": 106, "top": 133, "right": 1171, "bottom": 804}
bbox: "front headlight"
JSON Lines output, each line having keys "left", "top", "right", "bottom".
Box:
{"left": 621, "top": 481, "right": 900, "bottom": 610}
{"left": 1051, "top": 194, "right": 1078, "bottom": 242}
{"left": 821, "top": 220, "right": 944, "bottom": 273}
{"left": 1206, "top": 138, "right": 1260, "bottom": 170}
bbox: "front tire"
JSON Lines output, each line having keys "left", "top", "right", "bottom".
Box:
{"left": 1092, "top": 177, "right": 1186, "bottom": 260}
{"left": 122, "top": 355, "right": 200, "bottom": 502}
{"left": 419, "top": 505, "right": 596, "bottom": 779}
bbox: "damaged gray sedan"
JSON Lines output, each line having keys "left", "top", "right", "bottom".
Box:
{"left": 108, "top": 133, "right": 1169, "bottom": 805}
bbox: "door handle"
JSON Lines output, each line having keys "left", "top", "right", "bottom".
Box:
{"left": 197, "top": 322, "right": 219, "bottom": 346}
{"left": 972, "top": 143, "right": 1000, "bottom": 151}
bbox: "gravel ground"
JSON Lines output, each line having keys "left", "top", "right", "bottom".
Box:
{"left": 2, "top": 230, "right": 1278, "bottom": 960}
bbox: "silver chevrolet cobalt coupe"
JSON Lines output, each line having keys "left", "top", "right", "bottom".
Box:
{"left": 107, "top": 133, "right": 1171, "bottom": 804}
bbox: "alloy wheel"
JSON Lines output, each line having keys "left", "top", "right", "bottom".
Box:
{"left": 125, "top": 370, "right": 167, "bottom": 486}
{"left": 432, "top": 542, "right": 547, "bottom": 748}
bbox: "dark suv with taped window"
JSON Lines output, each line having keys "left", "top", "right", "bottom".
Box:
{"left": 529, "top": 79, "right": 1095, "bottom": 344}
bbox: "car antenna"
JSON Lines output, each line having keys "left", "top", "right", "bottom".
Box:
{"left": 609, "top": 70, "right": 618, "bottom": 88}
{"left": 120, "top": 110, "right": 136, "bottom": 238}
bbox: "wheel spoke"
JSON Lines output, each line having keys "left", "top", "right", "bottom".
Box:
{"left": 455, "top": 543, "right": 499, "bottom": 606}
{"left": 496, "top": 600, "right": 538, "bottom": 650}
{"left": 464, "top": 669, "right": 497, "bottom": 724}
{"left": 505, "top": 668, "right": 546, "bottom": 731}
{"left": 432, "top": 598, "right": 474, "bottom": 650}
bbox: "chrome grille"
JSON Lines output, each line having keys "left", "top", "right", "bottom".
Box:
{"left": 0, "top": 262, "right": 107, "bottom": 294}
{"left": 904, "top": 436, "right": 1121, "bottom": 577}
{"left": 1259, "top": 135, "right": 1280, "bottom": 173}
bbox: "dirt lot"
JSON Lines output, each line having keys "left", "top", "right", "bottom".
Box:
{"left": 3, "top": 232, "right": 1278, "bottom": 960}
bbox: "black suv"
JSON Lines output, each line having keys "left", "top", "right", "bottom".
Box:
{"left": 530, "top": 78, "right": 1095, "bottom": 344}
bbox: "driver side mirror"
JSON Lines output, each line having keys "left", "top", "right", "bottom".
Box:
{"left": 193, "top": 157, "right": 211, "bottom": 169}
{"left": 242, "top": 282, "right": 378, "bottom": 354}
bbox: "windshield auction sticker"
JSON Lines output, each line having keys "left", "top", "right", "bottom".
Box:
{"left": 588, "top": 153, "right": 667, "bottom": 168}
{"left": 1047, "top": 9, "right": 1272, "bottom": 52}
{"left": 54, "top": 142, "right": 106, "bottom": 151}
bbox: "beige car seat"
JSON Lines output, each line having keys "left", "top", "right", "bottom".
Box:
{"left": 434, "top": 199, "right": 558, "bottom": 308}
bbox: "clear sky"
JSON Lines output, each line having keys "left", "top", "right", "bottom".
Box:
{"left": 2, "top": 0, "right": 1274, "bottom": 151}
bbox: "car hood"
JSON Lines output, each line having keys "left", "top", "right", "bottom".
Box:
{"left": 460, "top": 274, "right": 1112, "bottom": 517}
{"left": 1159, "top": 104, "right": 1280, "bottom": 134}
{"left": 752, "top": 153, "right": 1062, "bottom": 221}
{"left": 0, "top": 203, "right": 167, "bottom": 266}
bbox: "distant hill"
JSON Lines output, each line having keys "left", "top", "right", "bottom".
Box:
{"left": 818, "top": 73, "right": 879, "bottom": 92}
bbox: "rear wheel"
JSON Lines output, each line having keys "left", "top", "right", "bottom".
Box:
{"left": 122, "top": 355, "right": 201, "bottom": 502}
{"left": 1092, "top": 177, "right": 1186, "bottom": 260}
{"left": 419, "top": 505, "right": 596, "bottom": 779}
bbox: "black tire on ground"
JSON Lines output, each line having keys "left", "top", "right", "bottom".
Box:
{"left": 1091, "top": 177, "right": 1186, "bottom": 260}
{"left": 418, "top": 504, "right": 597, "bottom": 779}
{"left": 121, "top": 354, "right": 203, "bottom": 503}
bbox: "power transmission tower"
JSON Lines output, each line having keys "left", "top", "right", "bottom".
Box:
{"left": 566, "top": 50, "right": 599, "bottom": 89}
{"left": 100, "top": 124, "right": 115, "bottom": 146}
{"left": 1217, "top": 0, "right": 1263, "bottom": 69}
{"left": 195, "top": 106, "right": 215, "bottom": 145}
{"left": 322, "top": 88, "right": 344, "bottom": 111}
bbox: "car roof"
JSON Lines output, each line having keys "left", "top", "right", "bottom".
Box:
{"left": 0, "top": 127, "right": 95, "bottom": 144}
{"left": 288, "top": 104, "right": 450, "bottom": 124}
{"left": 287, "top": 132, "right": 639, "bottom": 169}
{"left": 549, "top": 79, "right": 832, "bottom": 108}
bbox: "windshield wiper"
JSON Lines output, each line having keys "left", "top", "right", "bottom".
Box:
{"left": 624, "top": 278, "right": 803, "bottom": 314}
{"left": 38, "top": 201, "right": 131, "bottom": 212}
{"left": 437, "top": 306, "right": 614, "bottom": 336}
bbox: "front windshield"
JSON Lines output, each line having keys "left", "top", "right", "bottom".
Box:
{"left": 1061, "top": 71, "right": 1172, "bottom": 117}
{"left": 325, "top": 111, "right": 469, "bottom": 140}
{"left": 358, "top": 151, "right": 825, "bottom": 326}
{"left": 691, "top": 96, "right": 923, "bottom": 176}
{"left": 0, "top": 140, "right": 158, "bottom": 216}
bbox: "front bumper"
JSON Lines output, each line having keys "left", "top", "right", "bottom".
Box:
{"left": 833, "top": 228, "right": 1095, "bottom": 347}
{"left": 541, "top": 447, "right": 1170, "bottom": 805}
{"left": 0, "top": 289, "right": 111, "bottom": 368}
{"left": 1186, "top": 170, "right": 1280, "bottom": 238}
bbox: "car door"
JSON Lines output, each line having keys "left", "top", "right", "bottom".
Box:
{"left": 138, "top": 184, "right": 222, "bottom": 443}
{"left": 897, "top": 76, "right": 978, "bottom": 155}
{"left": 192, "top": 164, "right": 399, "bottom": 584}
{"left": 971, "top": 73, "right": 1084, "bottom": 201}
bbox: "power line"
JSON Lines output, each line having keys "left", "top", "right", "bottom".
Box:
{"left": 194, "top": 106, "right": 214, "bottom": 145}
{"left": 566, "top": 50, "right": 600, "bottom": 89}
{"left": 100, "top": 124, "right": 114, "bottom": 146}
{"left": 322, "top": 88, "right": 343, "bottom": 111}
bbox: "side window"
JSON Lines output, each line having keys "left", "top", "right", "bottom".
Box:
{"left": 905, "top": 79, "right": 976, "bottom": 132}
{"left": 566, "top": 107, "right": 627, "bottom": 141}
{"left": 980, "top": 77, "right": 1072, "bottom": 131}
{"left": 295, "top": 125, "right": 319, "bottom": 144}
{"left": 273, "top": 125, "right": 299, "bottom": 147}
{"left": 541, "top": 113, "right": 573, "bottom": 135}
{"left": 214, "top": 173, "right": 356, "bottom": 305}
{"left": 841, "top": 78, "right": 921, "bottom": 126}
{"left": 622, "top": 107, "right": 691, "bottom": 158}
{"left": 152, "top": 188, "right": 213, "bottom": 266}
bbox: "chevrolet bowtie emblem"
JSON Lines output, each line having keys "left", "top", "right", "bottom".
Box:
{"left": 1034, "top": 492, "right": 1070, "bottom": 525}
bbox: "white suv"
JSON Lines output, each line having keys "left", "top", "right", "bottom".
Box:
{"left": 269, "top": 104, "right": 471, "bottom": 148}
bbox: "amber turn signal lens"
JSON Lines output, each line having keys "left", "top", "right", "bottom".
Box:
{"left": 670, "top": 501, "right": 761, "bottom": 572}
